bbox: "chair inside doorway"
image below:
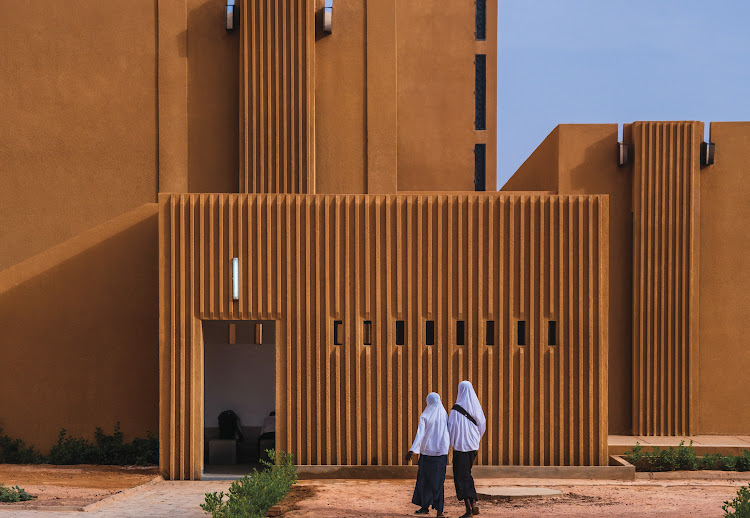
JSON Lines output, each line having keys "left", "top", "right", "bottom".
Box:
{"left": 202, "top": 320, "right": 276, "bottom": 477}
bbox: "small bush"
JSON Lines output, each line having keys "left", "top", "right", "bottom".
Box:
{"left": 0, "top": 484, "right": 36, "bottom": 503}
{"left": 737, "top": 451, "right": 750, "bottom": 472}
{"left": 48, "top": 429, "right": 97, "bottom": 465}
{"left": 0, "top": 428, "right": 44, "bottom": 464}
{"left": 723, "top": 484, "right": 750, "bottom": 518}
{"left": 48, "top": 424, "right": 158, "bottom": 466}
{"left": 201, "top": 449, "right": 297, "bottom": 518}
{"left": 625, "top": 443, "right": 750, "bottom": 473}
{"left": 701, "top": 453, "right": 723, "bottom": 470}
{"left": 0, "top": 424, "right": 158, "bottom": 466}
{"left": 624, "top": 440, "right": 697, "bottom": 471}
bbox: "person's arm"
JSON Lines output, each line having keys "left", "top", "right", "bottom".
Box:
{"left": 406, "top": 416, "right": 426, "bottom": 460}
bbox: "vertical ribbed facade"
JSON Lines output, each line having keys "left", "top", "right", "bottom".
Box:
{"left": 159, "top": 193, "right": 609, "bottom": 480}
{"left": 631, "top": 121, "right": 701, "bottom": 436}
{"left": 239, "top": 0, "right": 315, "bottom": 194}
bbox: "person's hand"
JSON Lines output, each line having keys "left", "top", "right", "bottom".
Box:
{"left": 405, "top": 451, "right": 414, "bottom": 462}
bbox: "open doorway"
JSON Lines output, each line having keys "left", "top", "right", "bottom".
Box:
{"left": 202, "top": 320, "right": 276, "bottom": 478}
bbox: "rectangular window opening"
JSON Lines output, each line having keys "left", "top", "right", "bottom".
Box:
{"left": 363, "top": 320, "right": 372, "bottom": 346}
{"left": 474, "top": 54, "right": 486, "bottom": 131}
{"left": 548, "top": 320, "right": 557, "bottom": 346}
{"left": 334, "top": 320, "right": 343, "bottom": 345}
{"left": 426, "top": 320, "right": 435, "bottom": 346}
{"left": 486, "top": 320, "right": 495, "bottom": 346}
{"left": 474, "top": 144, "right": 486, "bottom": 191}
{"left": 475, "top": 0, "right": 486, "bottom": 41}
{"left": 517, "top": 320, "right": 526, "bottom": 346}
{"left": 396, "top": 320, "right": 405, "bottom": 346}
{"left": 456, "top": 320, "right": 465, "bottom": 346}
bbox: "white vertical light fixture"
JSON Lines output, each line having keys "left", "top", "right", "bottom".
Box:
{"left": 232, "top": 257, "right": 239, "bottom": 301}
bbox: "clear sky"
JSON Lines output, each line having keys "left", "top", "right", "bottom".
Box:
{"left": 497, "top": 0, "right": 750, "bottom": 188}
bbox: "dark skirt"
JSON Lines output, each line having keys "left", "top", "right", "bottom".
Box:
{"left": 412, "top": 454, "right": 448, "bottom": 512}
{"left": 452, "top": 450, "right": 477, "bottom": 501}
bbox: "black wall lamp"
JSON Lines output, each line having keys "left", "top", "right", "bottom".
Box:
{"left": 225, "top": 0, "right": 239, "bottom": 32}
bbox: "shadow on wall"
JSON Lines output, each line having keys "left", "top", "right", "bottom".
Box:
{"left": 0, "top": 206, "right": 159, "bottom": 452}
{"left": 186, "top": 0, "right": 240, "bottom": 194}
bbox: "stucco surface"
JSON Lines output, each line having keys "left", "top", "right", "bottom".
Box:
{"left": 502, "top": 125, "right": 633, "bottom": 435}
{"left": 397, "top": 0, "right": 497, "bottom": 192}
{"left": 159, "top": 193, "right": 609, "bottom": 479}
{"left": 0, "top": 0, "right": 158, "bottom": 271}
{"left": 698, "top": 122, "right": 750, "bottom": 434}
{"left": 0, "top": 205, "right": 159, "bottom": 450}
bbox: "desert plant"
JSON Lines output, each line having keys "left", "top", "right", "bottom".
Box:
{"left": 702, "top": 453, "right": 724, "bottom": 470}
{"left": 0, "top": 428, "right": 44, "bottom": 464}
{"left": 736, "top": 450, "right": 750, "bottom": 472}
{"left": 47, "top": 429, "right": 97, "bottom": 464}
{"left": 0, "top": 484, "right": 36, "bottom": 503}
{"left": 45, "top": 424, "right": 158, "bottom": 466}
{"left": 201, "top": 449, "right": 297, "bottom": 518}
{"left": 723, "top": 484, "right": 750, "bottom": 518}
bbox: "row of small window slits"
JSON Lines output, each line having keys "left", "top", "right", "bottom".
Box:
{"left": 333, "top": 320, "right": 558, "bottom": 347}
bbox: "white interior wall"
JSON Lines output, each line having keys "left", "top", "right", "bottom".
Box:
{"left": 204, "top": 325, "right": 275, "bottom": 428}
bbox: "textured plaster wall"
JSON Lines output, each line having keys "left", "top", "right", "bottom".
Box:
{"left": 0, "top": 0, "right": 158, "bottom": 271}
{"left": 0, "top": 206, "right": 159, "bottom": 451}
{"left": 502, "top": 124, "right": 633, "bottom": 435}
{"left": 698, "top": 122, "right": 750, "bottom": 434}
{"left": 314, "top": 0, "right": 368, "bottom": 194}
{"left": 187, "top": 0, "right": 240, "bottom": 194}
{"left": 397, "top": 0, "right": 497, "bottom": 192}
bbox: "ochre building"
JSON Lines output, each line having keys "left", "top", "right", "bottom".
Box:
{"left": 0, "top": 0, "right": 747, "bottom": 481}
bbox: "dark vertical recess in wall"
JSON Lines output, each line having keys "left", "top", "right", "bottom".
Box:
{"left": 474, "top": 54, "right": 486, "bottom": 131}
{"left": 474, "top": 144, "right": 486, "bottom": 191}
{"left": 475, "top": 0, "right": 486, "bottom": 41}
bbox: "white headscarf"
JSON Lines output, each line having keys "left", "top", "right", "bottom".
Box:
{"left": 447, "top": 381, "right": 487, "bottom": 452}
{"left": 410, "top": 392, "right": 450, "bottom": 456}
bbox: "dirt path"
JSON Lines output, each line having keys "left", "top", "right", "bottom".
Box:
{"left": 0, "top": 464, "right": 158, "bottom": 509}
{"left": 285, "top": 478, "right": 746, "bottom": 517}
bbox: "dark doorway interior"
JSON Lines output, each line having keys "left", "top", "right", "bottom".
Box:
{"left": 203, "top": 320, "right": 276, "bottom": 473}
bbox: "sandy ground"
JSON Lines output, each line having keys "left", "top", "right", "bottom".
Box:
{"left": 286, "top": 478, "right": 748, "bottom": 518}
{"left": 0, "top": 464, "right": 158, "bottom": 509}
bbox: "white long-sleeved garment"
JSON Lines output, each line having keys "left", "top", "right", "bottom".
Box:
{"left": 447, "top": 381, "right": 487, "bottom": 452}
{"left": 409, "top": 392, "right": 450, "bottom": 456}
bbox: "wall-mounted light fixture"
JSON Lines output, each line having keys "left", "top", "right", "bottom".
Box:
{"left": 231, "top": 257, "right": 239, "bottom": 300}
{"left": 225, "top": 0, "right": 239, "bottom": 32}
{"left": 617, "top": 141, "right": 630, "bottom": 167}
{"left": 323, "top": 0, "right": 333, "bottom": 33}
{"left": 701, "top": 141, "right": 715, "bottom": 167}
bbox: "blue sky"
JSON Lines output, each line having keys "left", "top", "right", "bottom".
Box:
{"left": 497, "top": 0, "right": 750, "bottom": 187}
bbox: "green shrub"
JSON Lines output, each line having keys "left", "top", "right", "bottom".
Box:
{"left": 0, "top": 484, "right": 36, "bottom": 503}
{"left": 723, "top": 484, "right": 750, "bottom": 518}
{"left": 736, "top": 450, "right": 750, "bottom": 472}
{"left": 48, "top": 424, "right": 158, "bottom": 466}
{"left": 0, "top": 428, "right": 44, "bottom": 464}
{"left": 701, "top": 453, "right": 723, "bottom": 470}
{"left": 201, "top": 449, "right": 297, "bottom": 518}
{"left": 0, "top": 424, "right": 158, "bottom": 466}
{"left": 624, "top": 440, "right": 697, "bottom": 471}
{"left": 625, "top": 444, "right": 750, "bottom": 473}
{"left": 48, "top": 429, "right": 97, "bottom": 464}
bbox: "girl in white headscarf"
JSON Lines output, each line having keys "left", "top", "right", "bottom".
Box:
{"left": 447, "top": 381, "right": 486, "bottom": 518}
{"left": 406, "top": 392, "right": 450, "bottom": 517}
